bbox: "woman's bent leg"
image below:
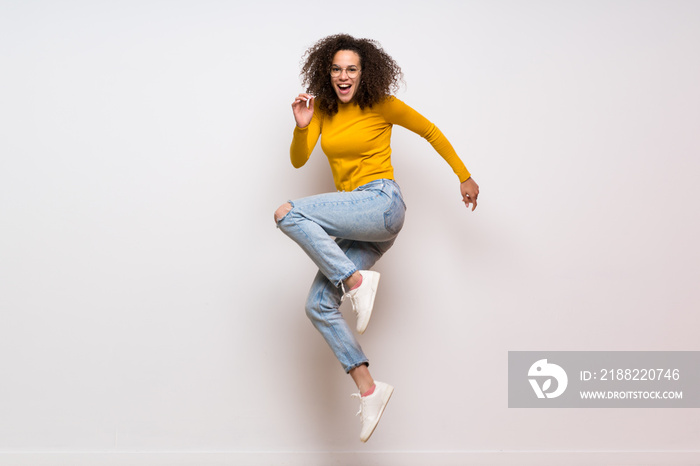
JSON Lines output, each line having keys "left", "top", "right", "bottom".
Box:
{"left": 276, "top": 180, "right": 405, "bottom": 287}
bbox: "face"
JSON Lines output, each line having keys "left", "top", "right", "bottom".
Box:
{"left": 330, "top": 50, "right": 361, "bottom": 104}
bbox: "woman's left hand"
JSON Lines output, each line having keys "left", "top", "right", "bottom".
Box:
{"left": 460, "top": 177, "right": 479, "bottom": 211}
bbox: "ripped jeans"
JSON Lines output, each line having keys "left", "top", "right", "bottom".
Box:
{"left": 276, "top": 179, "right": 406, "bottom": 372}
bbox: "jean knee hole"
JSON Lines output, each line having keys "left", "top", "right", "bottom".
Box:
{"left": 275, "top": 203, "right": 294, "bottom": 224}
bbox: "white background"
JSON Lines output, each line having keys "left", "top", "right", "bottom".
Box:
{"left": 1, "top": 0, "right": 699, "bottom": 463}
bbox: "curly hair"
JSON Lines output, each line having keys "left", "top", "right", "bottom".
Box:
{"left": 300, "top": 34, "right": 404, "bottom": 116}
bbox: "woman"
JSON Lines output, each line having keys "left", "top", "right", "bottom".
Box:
{"left": 275, "top": 34, "right": 479, "bottom": 442}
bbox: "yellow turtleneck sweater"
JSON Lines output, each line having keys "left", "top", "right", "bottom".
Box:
{"left": 290, "top": 96, "right": 471, "bottom": 192}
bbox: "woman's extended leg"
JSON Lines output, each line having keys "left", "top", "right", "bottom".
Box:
{"left": 304, "top": 237, "right": 396, "bottom": 373}
{"left": 303, "top": 237, "right": 397, "bottom": 441}
{"left": 277, "top": 180, "right": 405, "bottom": 442}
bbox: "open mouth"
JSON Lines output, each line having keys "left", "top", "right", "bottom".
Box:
{"left": 337, "top": 84, "right": 352, "bottom": 94}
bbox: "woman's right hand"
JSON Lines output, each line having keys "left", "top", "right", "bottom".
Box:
{"left": 291, "top": 93, "right": 314, "bottom": 128}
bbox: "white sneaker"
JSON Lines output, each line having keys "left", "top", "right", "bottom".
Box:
{"left": 341, "top": 270, "right": 380, "bottom": 334}
{"left": 351, "top": 381, "right": 394, "bottom": 442}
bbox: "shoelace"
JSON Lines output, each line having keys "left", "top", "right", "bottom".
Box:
{"left": 351, "top": 393, "right": 367, "bottom": 420}
{"left": 340, "top": 283, "right": 359, "bottom": 312}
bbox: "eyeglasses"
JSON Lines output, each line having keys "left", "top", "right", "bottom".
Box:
{"left": 330, "top": 66, "right": 361, "bottom": 78}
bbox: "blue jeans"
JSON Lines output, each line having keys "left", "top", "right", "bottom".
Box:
{"left": 276, "top": 179, "right": 407, "bottom": 372}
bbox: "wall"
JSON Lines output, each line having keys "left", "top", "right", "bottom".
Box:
{"left": 1, "top": 0, "right": 699, "bottom": 464}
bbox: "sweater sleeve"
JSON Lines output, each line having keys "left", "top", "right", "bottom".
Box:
{"left": 290, "top": 109, "right": 322, "bottom": 168}
{"left": 380, "top": 97, "right": 471, "bottom": 182}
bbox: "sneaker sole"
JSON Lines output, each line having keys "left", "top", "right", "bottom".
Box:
{"left": 361, "top": 384, "right": 393, "bottom": 443}
{"left": 357, "top": 272, "right": 380, "bottom": 335}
